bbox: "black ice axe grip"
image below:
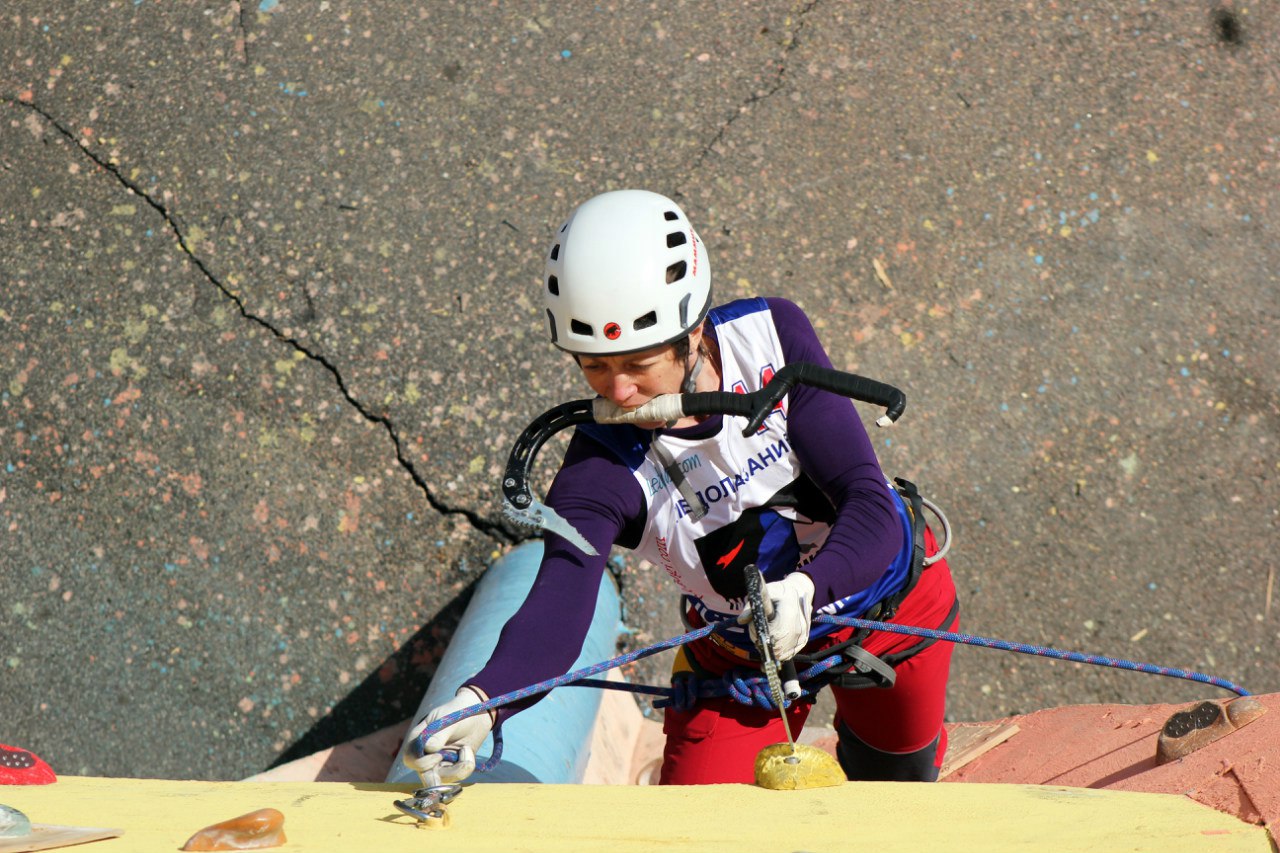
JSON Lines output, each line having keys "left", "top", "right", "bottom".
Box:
{"left": 502, "top": 364, "right": 906, "bottom": 513}
{"left": 678, "top": 362, "right": 906, "bottom": 436}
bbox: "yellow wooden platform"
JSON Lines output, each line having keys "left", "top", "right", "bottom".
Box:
{"left": 1, "top": 776, "right": 1270, "bottom": 853}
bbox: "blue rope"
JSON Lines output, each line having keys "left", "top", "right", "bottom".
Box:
{"left": 813, "top": 614, "right": 1252, "bottom": 697}
{"left": 563, "top": 654, "right": 851, "bottom": 710}
{"left": 406, "top": 624, "right": 717, "bottom": 770}
{"left": 407, "top": 614, "right": 1250, "bottom": 774}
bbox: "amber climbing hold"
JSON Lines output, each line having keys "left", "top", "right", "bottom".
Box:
{"left": 180, "top": 808, "right": 287, "bottom": 851}
{"left": 754, "top": 743, "right": 847, "bottom": 790}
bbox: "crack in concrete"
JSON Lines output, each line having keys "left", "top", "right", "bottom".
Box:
{"left": 12, "top": 97, "right": 522, "bottom": 546}
{"left": 693, "top": 0, "right": 823, "bottom": 169}
{"left": 235, "top": 0, "right": 251, "bottom": 64}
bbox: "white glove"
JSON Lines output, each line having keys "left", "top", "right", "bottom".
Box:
{"left": 737, "top": 572, "right": 815, "bottom": 662}
{"left": 403, "top": 686, "right": 494, "bottom": 784}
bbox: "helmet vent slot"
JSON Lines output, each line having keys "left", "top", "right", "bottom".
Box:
{"left": 549, "top": 243, "right": 560, "bottom": 261}
{"left": 663, "top": 211, "right": 679, "bottom": 221}
{"left": 666, "top": 261, "right": 687, "bottom": 283}
{"left": 633, "top": 311, "right": 657, "bottom": 331}
{"left": 570, "top": 319, "right": 593, "bottom": 337}
{"left": 547, "top": 274, "right": 559, "bottom": 296}
{"left": 546, "top": 310, "right": 558, "bottom": 343}
{"left": 678, "top": 294, "right": 692, "bottom": 327}
{"left": 666, "top": 231, "right": 687, "bottom": 249}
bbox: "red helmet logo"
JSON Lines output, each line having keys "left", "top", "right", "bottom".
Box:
{"left": 604, "top": 322, "right": 622, "bottom": 340}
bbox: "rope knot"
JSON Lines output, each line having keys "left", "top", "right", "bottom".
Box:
{"left": 723, "top": 668, "right": 787, "bottom": 710}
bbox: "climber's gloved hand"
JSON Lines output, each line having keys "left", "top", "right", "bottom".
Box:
{"left": 403, "top": 685, "right": 494, "bottom": 785}
{"left": 737, "top": 572, "right": 815, "bottom": 662}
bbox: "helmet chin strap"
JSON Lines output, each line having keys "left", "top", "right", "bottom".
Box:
{"left": 670, "top": 337, "right": 704, "bottom": 418}
{"left": 681, "top": 348, "right": 704, "bottom": 396}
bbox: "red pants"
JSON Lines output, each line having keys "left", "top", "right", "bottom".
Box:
{"left": 660, "top": 527, "right": 958, "bottom": 785}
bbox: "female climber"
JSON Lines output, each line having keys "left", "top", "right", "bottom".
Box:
{"left": 407, "top": 189, "right": 959, "bottom": 785}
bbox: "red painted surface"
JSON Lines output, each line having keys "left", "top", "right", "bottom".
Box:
{"left": 943, "top": 693, "right": 1279, "bottom": 833}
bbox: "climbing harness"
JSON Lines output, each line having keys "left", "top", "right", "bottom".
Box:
{"left": 500, "top": 362, "right": 907, "bottom": 556}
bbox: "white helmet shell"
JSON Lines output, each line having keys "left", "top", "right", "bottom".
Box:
{"left": 543, "top": 189, "right": 712, "bottom": 355}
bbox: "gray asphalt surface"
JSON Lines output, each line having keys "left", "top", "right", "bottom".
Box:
{"left": 2, "top": 2, "right": 1277, "bottom": 780}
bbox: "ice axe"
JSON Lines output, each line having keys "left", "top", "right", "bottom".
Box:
{"left": 743, "top": 564, "right": 847, "bottom": 790}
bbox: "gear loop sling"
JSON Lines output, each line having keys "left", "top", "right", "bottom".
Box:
{"left": 791, "top": 475, "right": 960, "bottom": 694}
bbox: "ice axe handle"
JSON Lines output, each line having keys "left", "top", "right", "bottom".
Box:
{"left": 781, "top": 660, "right": 801, "bottom": 701}
{"left": 750, "top": 569, "right": 802, "bottom": 701}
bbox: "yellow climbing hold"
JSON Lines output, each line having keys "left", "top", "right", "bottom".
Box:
{"left": 754, "top": 743, "right": 846, "bottom": 790}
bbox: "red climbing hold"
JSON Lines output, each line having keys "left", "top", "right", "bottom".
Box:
{"left": 0, "top": 745, "right": 57, "bottom": 785}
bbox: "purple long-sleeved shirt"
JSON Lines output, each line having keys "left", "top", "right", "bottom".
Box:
{"left": 469, "top": 298, "right": 899, "bottom": 721}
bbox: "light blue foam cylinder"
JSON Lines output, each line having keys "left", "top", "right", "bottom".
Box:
{"left": 386, "top": 541, "right": 621, "bottom": 784}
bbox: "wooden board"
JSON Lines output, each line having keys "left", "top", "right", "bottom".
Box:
{"left": 0, "top": 824, "right": 122, "bottom": 853}
{"left": 0, "top": 775, "right": 1271, "bottom": 853}
{"left": 939, "top": 722, "right": 1021, "bottom": 779}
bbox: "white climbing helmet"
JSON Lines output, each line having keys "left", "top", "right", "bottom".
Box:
{"left": 543, "top": 189, "right": 712, "bottom": 355}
